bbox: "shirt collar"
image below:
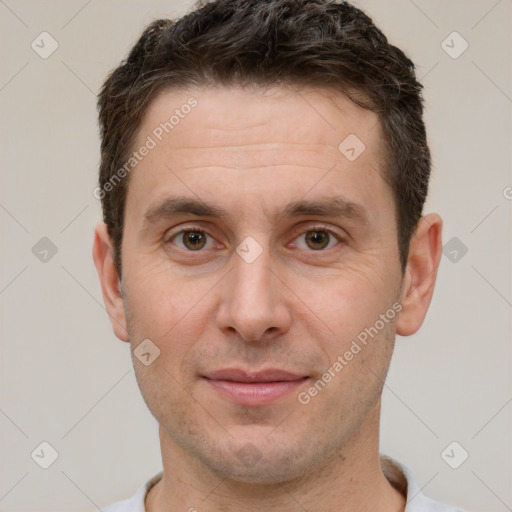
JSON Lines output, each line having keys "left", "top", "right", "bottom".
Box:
{"left": 110, "top": 455, "right": 461, "bottom": 512}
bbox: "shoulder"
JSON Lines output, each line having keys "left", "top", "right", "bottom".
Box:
{"left": 380, "top": 455, "right": 467, "bottom": 512}
{"left": 415, "top": 495, "right": 466, "bottom": 512}
{"left": 100, "top": 498, "right": 137, "bottom": 512}
{"left": 92, "top": 471, "right": 163, "bottom": 512}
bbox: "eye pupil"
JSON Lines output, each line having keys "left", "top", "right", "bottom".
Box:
{"left": 183, "top": 231, "right": 206, "bottom": 250}
{"left": 306, "top": 230, "right": 329, "bottom": 250}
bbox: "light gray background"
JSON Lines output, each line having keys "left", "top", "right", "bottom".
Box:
{"left": 1, "top": 1, "right": 511, "bottom": 511}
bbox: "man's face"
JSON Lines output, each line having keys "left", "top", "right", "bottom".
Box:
{"left": 118, "top": 85, "right": 404, "bottom": 483}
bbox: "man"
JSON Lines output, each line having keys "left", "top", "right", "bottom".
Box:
{"left": 92, "top": 0, "right": 464, "bottom": 510}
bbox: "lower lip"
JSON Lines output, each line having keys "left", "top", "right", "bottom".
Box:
{"left": 205, "top": 378, "right": 309, "bottom": 406}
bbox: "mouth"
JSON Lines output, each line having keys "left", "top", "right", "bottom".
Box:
{"left": 202, "top": 368, "right": 310, "bottom": 406}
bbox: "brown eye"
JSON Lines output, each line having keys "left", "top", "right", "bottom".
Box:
{"left": 292, "top": 227, "right": 343, "bottom": 252}
{"left": 182, "top": 231, "right": 207, "bottom": 250}
{"left": 168, "top": 229, "right": 214, "bottom": 251}
{"left": 305, "top": 230, "right": 331, "bottom": 250}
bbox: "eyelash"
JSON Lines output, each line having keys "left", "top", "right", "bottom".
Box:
{"left": 165, "top": 224, "right": 345, "bottom": 253}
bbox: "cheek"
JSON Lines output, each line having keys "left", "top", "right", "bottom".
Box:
{"left": 320, "top": 318, "right": 396, "bottom": 403}
{"left": 122, "top": 273, "right": 216, "bottom": 402}
{"left": 123, "top": 257, "right": 211, "bottom": 336}
{"left": 132, "top": 353, "right": 201, "bottom": 442}
{"left": 124, "top": 277, "right": 205, "bottom": 421}
{"left": 310, "top": 268, "right": 395, "bottom": 342}
{"left": 297, "top": 264, "right": 400, "bottom": 398}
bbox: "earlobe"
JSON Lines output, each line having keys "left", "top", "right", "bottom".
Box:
{"left": 396, "top": 213, "right": 443, "bottom": 337}
{"left": 92, "top": 222, "right": 129, "bottom": 342}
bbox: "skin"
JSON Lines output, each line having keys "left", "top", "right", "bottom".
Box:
{"left": 93, "top": 84, "right": 442, "bottom": 512}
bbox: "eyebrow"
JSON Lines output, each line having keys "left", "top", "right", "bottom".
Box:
{"left": 143, "top": 194, "right": 368, "bottom": 227}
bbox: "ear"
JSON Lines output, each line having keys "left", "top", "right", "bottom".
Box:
{"left": 396, "top": 213, "right": 443, "bottom": 336}
{"left": 92, "top": 222, "right": 129, "bottom": 342}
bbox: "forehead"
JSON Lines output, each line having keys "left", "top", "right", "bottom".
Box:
{"left": 138, "top": 84, "right": 381, "bottom": 156}
{"left": 125, "top": 84, "right": 390, "bottom": 226}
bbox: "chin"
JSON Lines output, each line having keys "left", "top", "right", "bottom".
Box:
{"left": 191, "top": 434, "right": 322, "bottom": 486}
{"left": 206, "top": 455, "right": 310, "bottom": 486}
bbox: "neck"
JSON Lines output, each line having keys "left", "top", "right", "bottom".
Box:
{"left": 146, "top": 403, "right": 406, "bottom": 512}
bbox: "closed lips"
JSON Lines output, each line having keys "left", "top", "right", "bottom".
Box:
{"left": 203, "top": 368, "right": 309, "bottom": 382}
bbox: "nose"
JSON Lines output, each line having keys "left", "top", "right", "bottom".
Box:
{"left": 216, "top": 242, "right": 292, "bottom": 343}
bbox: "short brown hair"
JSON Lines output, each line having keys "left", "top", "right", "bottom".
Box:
{"left": 97, "top": 0, "right": 430, "bottom": 277}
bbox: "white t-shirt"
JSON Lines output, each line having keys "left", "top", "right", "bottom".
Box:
{"left": 96, "top": 456, "right": 465, "bottom": 512}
